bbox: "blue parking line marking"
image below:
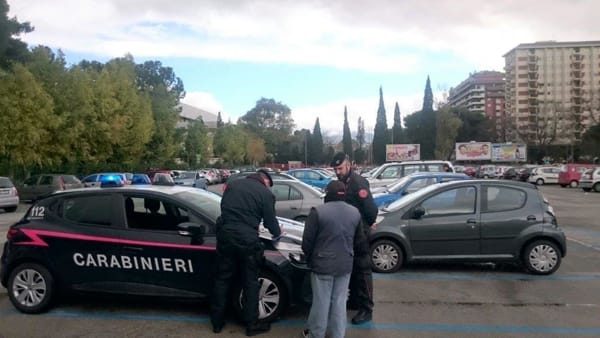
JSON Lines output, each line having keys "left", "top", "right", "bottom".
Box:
{"left": 373, "top": 272, "right": 600, "bottom": 281}
{"left": 2, "top": 308, "right": 600, "bottom": 335}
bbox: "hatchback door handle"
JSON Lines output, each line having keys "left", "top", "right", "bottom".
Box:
{"left": 527, "top": 215, "right": 537, "bottom": 221}
{"left": 466, "top": 218, "right": 477, "bottom": 224}
{"left": 290, "top": 206, "right": 298, "bottom": 210}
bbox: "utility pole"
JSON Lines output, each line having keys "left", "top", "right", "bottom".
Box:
{"left": 304, "top": 131, "right": 308, "bottom": 167}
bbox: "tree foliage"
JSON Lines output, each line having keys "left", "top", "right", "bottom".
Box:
{"left": 372, "top": 87, "right": 389, "bottom": 164}
{"left": 434, "top": 106, "right": 463, "bottom": 160}
{"left": 0, "top": 0, "right": 33, "bottom": 68}
{"left": 354, "top": 117, "right": 366, "bottom": 164}
{"left": 392, "top": 102, "right": 404, "bottom": 144}
{"left": 238, "top": 98, "right": 295, "bottom": 160}
{"left": 183, "top": 119, "right": 209, "bottom": 168}
{"left": 342, "top": 106, "right": 353, "bottom": 159}
{"left": 309, "top": 118, "right": 324, "bottom": 165}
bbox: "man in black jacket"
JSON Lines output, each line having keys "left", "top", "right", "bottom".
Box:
{"left": 331, "top": 152, "right": 378, "bottom": 325}
{"left": 301, "top": 180, "right": 366, "bottom": 338}
{"left": 210, "top": 169, "right": 282, "bottom": 336}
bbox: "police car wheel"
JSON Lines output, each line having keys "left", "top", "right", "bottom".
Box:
{"left": 233, "top": 270, "right": 288, "bottom": 323}
{"left": 371, "top": 239, "right": 403, "bottom": 273}
{"left": 7, "top": 263, "right": 55, "bottom": 314}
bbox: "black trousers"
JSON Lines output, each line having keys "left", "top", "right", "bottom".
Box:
{"left": 210, "top": 229, "right": 264, "bottom": 327}
{"left": 349, "top": 257, "right": 374, "bottom": 313}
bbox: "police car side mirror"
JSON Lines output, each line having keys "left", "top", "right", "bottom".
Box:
{"left": 177, "top": 222, "right": 205, "bottom": 236}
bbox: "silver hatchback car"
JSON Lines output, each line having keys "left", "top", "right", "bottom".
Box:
{"left": 0, "top": 177, "right": 19, "bottom": 212}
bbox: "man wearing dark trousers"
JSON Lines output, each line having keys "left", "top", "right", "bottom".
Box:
{"left": 210, "top": 169, "right": 282, "bottom": 336}
{"left": 331, "top": 152, "right": 378, "bottom": 325}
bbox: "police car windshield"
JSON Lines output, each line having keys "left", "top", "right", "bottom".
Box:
{"left": 175, "top": 190, "right": 221, "bottom": 221}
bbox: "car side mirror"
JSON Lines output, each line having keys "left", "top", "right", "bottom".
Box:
{"left": 412, "top": 206, "right": 425, "bottom": 219}
{"left": 178, "top": 222, "right": 206, "bottom": 236}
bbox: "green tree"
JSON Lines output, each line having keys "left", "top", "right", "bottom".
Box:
{"left": 342, "top": 106, "right": 353, "bottom": 159}
{"left": 310, "top": 118, "right": 324, "bottom": 165}
{"left": 404, "top": 77, "right": 437, "bottom": 159}
{"left": 434, "top": 106, "right": 463, "bottom": 160}
{"left": 422, "top": 75, "right": 434, "bottom": 111}
{"left": 0, "top": 64, "right": 56, "bottom": 175}
{"left": 392, "top": 102, "right": 404, "bottom": 144}
{"left": 219, "top": 125, "right": 249, "bottom": 165}
{"left": 455, "top": 110, "right": 495, "bottom": 143}
{"left": 354, "top": 117, "right": 366, "bottom": 164}
{"left": 372, "top": 86, "right": 388, "bottom": 164}
{"left": 183, "top": 119, "right": 209, "bottom": 168}
{"left": 238, "top": 98, "right": 295, "bottom": 160}
{"left": 580, "top": 123, "right": 600, "bottom": 160}
{"left": 246, "top": 137, "right": 266, "bottom": 166}
{"left": 135, "top": 60, "right": 185, "bottom": 167}
{"left": 0, "top": 0, "right": 33, "bottom": 68}
{"left": 217, "top": 111, "right": 224, "bottom": 128}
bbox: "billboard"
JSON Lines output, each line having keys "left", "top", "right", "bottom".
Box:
{"left": 455, "top": 142, "right": 492, "bottom": 161}
{"left": 386, "top": 144, "right": 420, "bottom": 161}
{"left": 491, "top": 143, "right": 527, "bottom": 162}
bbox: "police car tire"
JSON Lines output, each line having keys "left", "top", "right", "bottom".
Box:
{"left": 232, "top": 270, "right": 288, "bottom": 323}
{"left": 7, "top": 263, "right": 55, "bottom": 314}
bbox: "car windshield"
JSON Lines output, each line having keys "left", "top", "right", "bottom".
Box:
{"left": 384, "top": 183, "right": 441, "bottom": 212}
{"left": 176, "top": 189, "right": 222, "bottom": 222}
{"left": 61, "top": 175, "right": 81, "bottom": 184}
{"left": 385, "top": 176, "right": 412, "bottom": 193}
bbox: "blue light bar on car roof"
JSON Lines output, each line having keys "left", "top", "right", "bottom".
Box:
{"left": 99, "top": 174, "right": 125, "bottom": 188}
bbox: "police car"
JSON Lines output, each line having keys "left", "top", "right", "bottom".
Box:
{"left": 0, "top": 178, "right": 309, "bottom": 323}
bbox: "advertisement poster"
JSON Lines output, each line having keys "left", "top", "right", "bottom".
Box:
{"left": 455, "top": 142, "right": 492, "bottom": 161}
{"left": 491, "top": 143, "right": 527, "bottom": 162}
{"left": 386, "top": 144, "right": 420, "bottom": 161}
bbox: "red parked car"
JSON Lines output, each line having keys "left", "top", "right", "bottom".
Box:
{"left": 558, "top": 163, "right": 595, "bottom": 188}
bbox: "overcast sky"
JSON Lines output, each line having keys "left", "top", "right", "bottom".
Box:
{"left": 9, "top": 0, "right": 600, "bottom": 135}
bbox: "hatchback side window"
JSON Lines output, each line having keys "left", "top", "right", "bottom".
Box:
{"left": 62, "top": 195, "right": 113, "bottom": 226}
{"left": 482, "top": 186, "right": 526, "bottom": 212}
{"left": 403, "top": 165, "right": 421, "bottom": 176}
{"left": 420, "top": 186, "right": 476, "bottom": 216}
{"left": 405, "top": 178, "right": 435, "bottom": 194}
{"left": 291, "top": 171, "right": 304, "bottom": 179}
{"left": 272, "top": 184, "right": 291, "bottom": 201}
{"left": 380, "top": 166, "right": 400, "bottom": 179}
{"left": 306, "top": 171, "right": 321, "bottom": 180}
{"left": 289, "top": 187, "right": 303, "bottom": 200}
{"left": 39, "top": 175, "right": 54, "bottom": 185}
{"left": 24, "top": 176, "right": 38, "bottom": 185}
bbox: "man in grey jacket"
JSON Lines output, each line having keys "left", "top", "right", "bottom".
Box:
{"left": 301, "top": 180, "right": 366, "bottom": 338}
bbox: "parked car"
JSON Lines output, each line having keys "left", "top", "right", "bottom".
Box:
{"left": 18, "top": 174, "right": 83, "bottom": 201}
{"left": 371, "top": 172, "right": 471, "bottom": 208}
{"left": 152, "top": 172, "right": 175, "bottom": 186}
{"left": 223, "top": 171, "right": 297, "bottom": 193}
{"left": 494, "top": 166, "right": 513, "bottom": 179}
{"left": 528, "top": 166, "right": 561, "bottom": 185}
{"left": 81, "top": 173, "right": 128, "bottom": 188}
{"left": 0, "top": 177, "right": 19, "bottom": 212}
{"left": 580, "top": 167, "right": 600, "bottom": 192}
{"left": 0, "top": 184, "right": 309, "bottom": 323}
{"left": 501, "top": 167, "right": 519, "bottom": 180}
{"left": 131, "top": 173, "right": 152, "bottom": 185}
{"left": 462, "top": 166, "right": 477, "bottom": 177}
{"left": 475, "top": 165, "right": 496, "bottom": 179}
{"left": 271, "top": 180, "right": 324, "bottom": 222}
{"left": 517, "top": 167, "right": 534, "bottom": 182}
{"left": 365, "top": 161, "right": 455, "bottom": 189}
{"left": 173, "top": 171, "right": 207, "bottom": 189}
{"left": 558, "top": 163, "right": 595, "bottom": 188}
{"left": 287, "top": 169, "right": 333, "bottom": 189}
{"left": 370, "top": 180, "right": 566, "bottom": 275}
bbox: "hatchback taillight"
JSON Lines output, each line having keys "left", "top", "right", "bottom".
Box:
{"left": 10, "top": 187, "right": 18, "bottom": 196}
{"left": 59, "top": 176, "right": 66, "bottom": 190}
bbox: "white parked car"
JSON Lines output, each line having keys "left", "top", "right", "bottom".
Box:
{"left": 528, "top": 166, "right": 561, "bottom": 185}
{"left": 366, "top": 161, "right": 454, "bottom": 189}
{"left": 580, "top": 167, "right": 600, "bottom": 192}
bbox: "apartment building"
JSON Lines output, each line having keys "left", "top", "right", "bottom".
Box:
{"left": 504, "top": 41, "right": 600, "bottom": 145}
{"left": 448, "top": 71, "right": 506, "bottom": 138}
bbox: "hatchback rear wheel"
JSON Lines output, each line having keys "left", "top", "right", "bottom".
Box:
{"left": 523, "top": 240, "right": 561, "bottom": 275}
{"left": 371, "top": 239, "right": 403, "bottom": 273}
{"left": 7, "top": 263, "right": 55, "bottom": 313}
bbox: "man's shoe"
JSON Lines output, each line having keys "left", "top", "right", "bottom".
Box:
{"left": 351, "top": 310, "right": 372, "bottom": 325}
{"left": 212, "top": 323, "right": 224, "bottom": 333}
{"left": 246, "top": 322, "right": 271, "bottom": 336}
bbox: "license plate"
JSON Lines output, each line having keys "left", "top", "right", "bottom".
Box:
{"left": 0, "top": 190, "right": 9, "bottom": 195}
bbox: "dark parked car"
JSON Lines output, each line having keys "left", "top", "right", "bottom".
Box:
{"left": 501, "top": 167, "right": 519, "bottom": 180}
{"left": 517, "top": 167, "right": 534, "bottom": 182}
{"left": 0, "top": 185, "right": 309, "bottom": 322}
{"left": 370, "top": 180, "right": 566, "bottom": 275}
{"left": 18, "top": 174, "right": 83, "bottom": 201}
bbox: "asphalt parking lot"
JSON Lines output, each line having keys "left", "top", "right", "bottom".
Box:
{"left": 0, "top": 185, "right": 599, "bottom": 337}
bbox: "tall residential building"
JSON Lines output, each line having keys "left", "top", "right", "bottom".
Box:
{"left": 504, "top": 41, "right": 600, "bottom": 146}
{"left": 448, "top": 71, "right": 506, "bottom": 139}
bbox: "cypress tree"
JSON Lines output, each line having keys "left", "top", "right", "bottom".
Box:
{"left": 311, "top": 117, "right": 324, "bottom": 164}
{"left": 423, "top": 75, "right": 434, "bottom": 111}
{"left": 392, "top": 102, "right": 404, "bottom": 144}
{"left": 372, "top": 86, "right": 388, "bottom": 164}
{"left": 342, "top": 106, "right": 353, "bottom": 160}
{"left": 217, "top": 111, "right": 224, "bottom": 127}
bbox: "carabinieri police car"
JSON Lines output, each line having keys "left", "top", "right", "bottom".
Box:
{"left": 0, "top": 178, "right": 309, "bottom": 323}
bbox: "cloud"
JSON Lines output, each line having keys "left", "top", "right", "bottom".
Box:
{"left": 181, "top": 91, "right": 230, "bottom": 121}
{"left": 13, "top": 0, "right": 599, "bottom": 74}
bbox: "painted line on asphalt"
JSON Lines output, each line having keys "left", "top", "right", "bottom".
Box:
{"left": 373, "top": 272, "right": 600, "bottom": 281}
{"left": 1, "top": 308, "right": 600, "bottom": 335}
{"left": 568, "top": 236, "right": 600, "bottom": 252}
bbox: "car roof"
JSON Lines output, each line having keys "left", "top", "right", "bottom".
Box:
{"left": 440, "top": 179, "right": 539, "bottom": 190}
{"left": 52, "top": 184, "right": 202, "bottom": 196}
{"left": 406, "top": 172, "right": 468, "bottom": 178}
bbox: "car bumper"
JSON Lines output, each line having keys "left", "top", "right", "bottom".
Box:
{"left": 580, "top": 181, "right": 594, "bottom": 189}
{"left": 0, "top": 196, "right": 19, "bottom": 208}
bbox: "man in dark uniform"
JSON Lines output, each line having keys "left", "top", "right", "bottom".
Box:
{"left": 210, "top": 169, "right": 282, "bottom": 336}
{"left": 330, "top": 152, "right": 378, "bottom": 325}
